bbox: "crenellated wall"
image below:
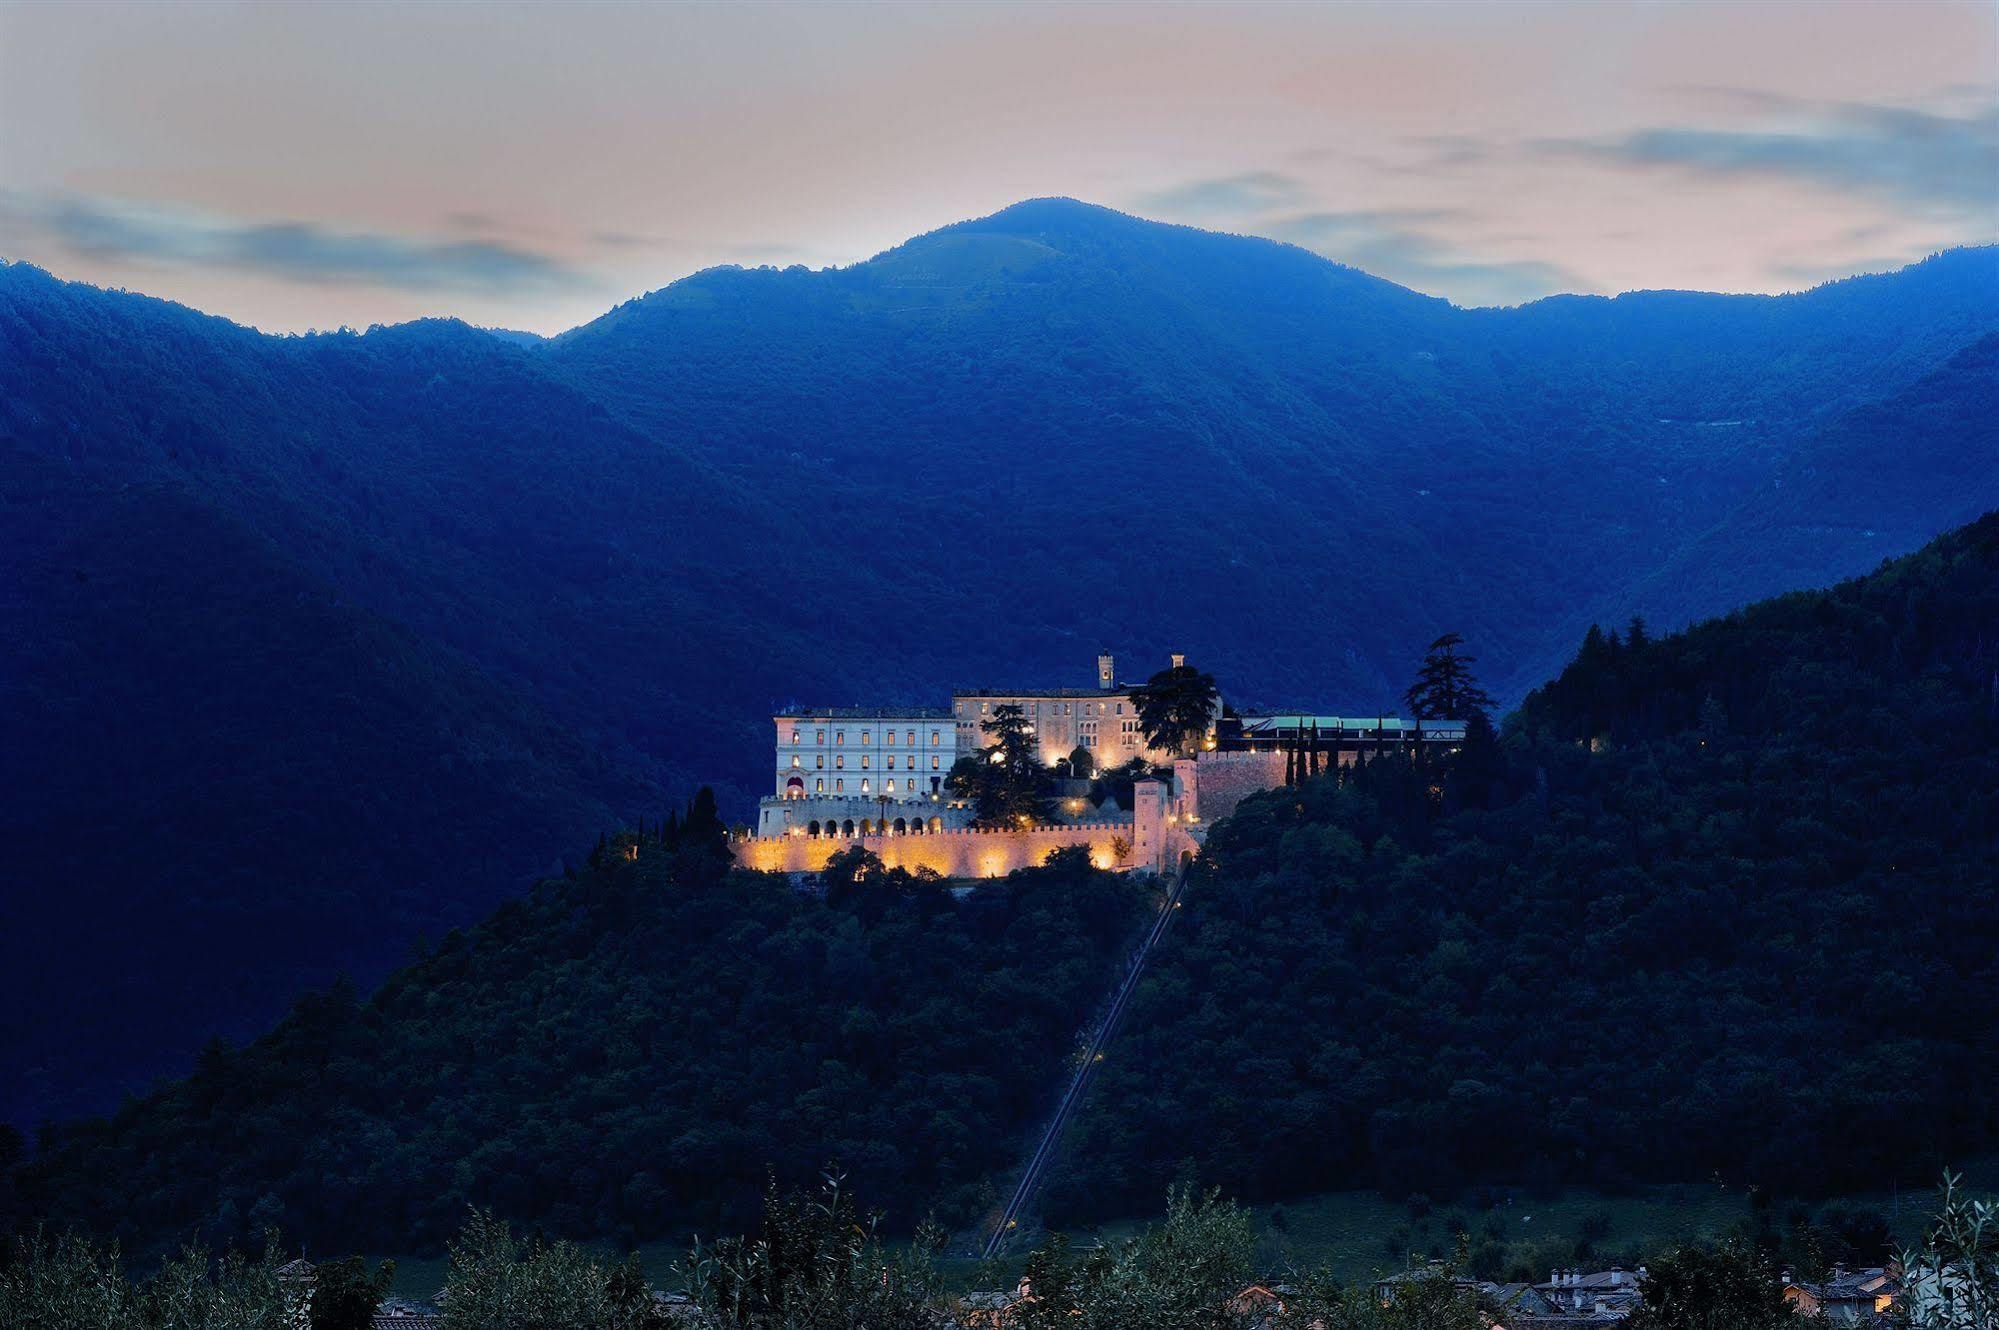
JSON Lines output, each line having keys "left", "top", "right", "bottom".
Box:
{"left": 734, "top": 820, "right": 1138, "bottom": 878}
{"left": 734, "top": 750, "right": 1290, "bottom": 881}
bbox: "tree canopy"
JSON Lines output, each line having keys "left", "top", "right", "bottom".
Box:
{"left": 1403, "top": 633, "right": 1494, "bottom": 722}
{"left": 1133, "top": 661, "right": 1220, "bottom": 756}
{"left": 947, "top": 704, "right": 1055, "bottom": 826}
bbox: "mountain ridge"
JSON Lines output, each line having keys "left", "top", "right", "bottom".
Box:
{"left": 2, "top": 200, "right": 1994, "bottom": 1125}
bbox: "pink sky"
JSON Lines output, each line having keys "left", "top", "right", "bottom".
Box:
{"left": 1, "top": 0, "right": 1992, "bottom": 334}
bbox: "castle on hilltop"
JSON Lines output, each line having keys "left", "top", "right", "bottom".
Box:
{"left": 735, "top": 652, "right": 1464, "bottom": 878}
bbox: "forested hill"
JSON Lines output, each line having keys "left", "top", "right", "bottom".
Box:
{"left": 0, "top": 446, "right": 651, "bottom": 1129}
{"left": 10, "top": 832, "right": 1153, "bottom": 1257}
{"left": 1057, "top": 510, "right": 1999, "bottom": 1221}
{"left": 4, "top": 202, "right": 1997, "bottom": 1124}
{"left": 10, "top": 515, "right": 1998, "bottom": 1261}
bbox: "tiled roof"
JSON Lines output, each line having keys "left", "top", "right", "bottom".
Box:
{"left": 776, "top": 706, "right": 954, "bottom": 719}
{"left": 954, "top": 687, "right": 1129, "bottom": 699}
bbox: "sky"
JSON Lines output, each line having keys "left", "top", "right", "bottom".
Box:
{"left": 1, "top": 0, "right": 1993, "bottom": 335}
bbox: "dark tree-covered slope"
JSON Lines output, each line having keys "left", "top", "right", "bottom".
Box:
{"left": 9, "top": 516, "right": 1997, "bottom": 1258}
{"left": 0, "top": 446, "right": 650, "bottom": 1126}
{"left": 11, "top": 842, "right": 1152, "bottom": 1258}
{"left": 1055, "top": 511, "right": 1999, "bottom": 1220}
{"left": 2, "top": 201, "right": 1995, "bottom": 1123}
{"left": 1638, "top": 333, "right": 1999, "bottom": 624}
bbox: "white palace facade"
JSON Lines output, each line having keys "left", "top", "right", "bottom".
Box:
{"left": 754, "top": 653, "right": 1200, "bottom": 843}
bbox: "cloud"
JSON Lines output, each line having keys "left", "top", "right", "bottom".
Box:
{"left": 1545, "top": 97, "right": 1999, "bottom": 218}
{"left": 1267, "top": 210, "right": 1585, "bottom": 307}
{"left": 2, "top": 193, "right": 594, "bottom": 294}
{"left": 1136, "top": 171, "right": 1312, "bottom": 220}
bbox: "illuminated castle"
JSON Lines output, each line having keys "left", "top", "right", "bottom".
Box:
{"left": 738, "top": 652, "right": 1462, "bottom": 878}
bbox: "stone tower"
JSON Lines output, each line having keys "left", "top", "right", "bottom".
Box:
{"left": 1097, "top": 651, "right": 1115, "bottom": 689}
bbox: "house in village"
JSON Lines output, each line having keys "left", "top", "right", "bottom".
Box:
{"left": 1784, "top": 1265, "right": 1902, "bottom": 1325}
{"left": 1532, "top": 1266, "right": 1647, "bottom": 1318}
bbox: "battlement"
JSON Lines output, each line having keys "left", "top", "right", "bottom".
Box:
{"left": 734, "top": 817, "right": 1142, "bottom": 879}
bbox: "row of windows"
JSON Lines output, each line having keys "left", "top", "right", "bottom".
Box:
{"left": 792, "top": 727, "right": 943, "bottom": 747}
{"left": 792, "top": 754, "right": 942, "bottom": 771}
{"left": 784, "top": 775, "right": 942, "bottom": 796}
{"left": 803, "top": 816, "right": 942, "bottom": 837}
{"left": 956, "top": 699, "right": 1128, "bottom": 717}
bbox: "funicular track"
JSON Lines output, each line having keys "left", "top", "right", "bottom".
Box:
{"left": 980, "top": 858, "right": 1192, "bottom": 1260}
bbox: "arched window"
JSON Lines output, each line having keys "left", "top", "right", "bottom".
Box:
{"left": 928, "top": 816, "right": 943, "bottom": 832}
{"left": 893, "top": 818, "right": 907, "bottom": 834}
{"left": 807, "top": 820, "right": 820, "bottom": 837}
{"left": 785, "top": 776, "right": 805, "bottom": 798}
{"left": 841, "top": 819, "right": 855, "bottom": 837}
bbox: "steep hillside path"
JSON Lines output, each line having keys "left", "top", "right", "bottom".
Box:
{"left": 980, "top": 860, "right": 1191, "bottom": 1259}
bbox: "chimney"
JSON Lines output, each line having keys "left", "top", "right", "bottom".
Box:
{"left": 1098, "top": 652, "right": 1115, "bottom": 689}
{"left": 1170, "top": 652, "right": 1186, "bottom": 670}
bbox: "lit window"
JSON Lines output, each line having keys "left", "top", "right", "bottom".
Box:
{"left": 931, "top": 755, "right": 940, "bottom": 769}
{"left": 907, "top": 729, "right": 916, "bottom": 745}
{"left": 886, "top": 756, "right": 896, "bottom": 769}
{"left": 791, "top": 756, "right": 801, "bottom": 768}
{"left": 861, "top": 755, "right": 870, "bottom": 769}
{"left": 886, "top": 730, "right": 895, "bottom": 745}
{"left": 815, "top": 778, "right": 824, "bottom": 793}
{"left": 836, "top": 730, "right": 845, "bottom": 745}
{"left": 886, "top": 779, "right": 897, "bottom": 792}
{"left": 861, "top": 731, "right": 870, "bottom": 744}
{"left": 836, "top": 778, "right": 844, "bottom": 792}
{"left": 816, "top": 730, "right": 825, "bottom": 744}
{"left": 816, "top": 755, "right": 824, "bottom": 769}
{"left": 930, "top": 730, "right": 939, "bottom": 744}
{"left": 860, "top": 778, "right": 870, "bottom": 793}
{"left": 836, "top": 755, "right": 844, "bottom": 769}
{"left": 792, "top": 729, "right": 801, "bottom": 744}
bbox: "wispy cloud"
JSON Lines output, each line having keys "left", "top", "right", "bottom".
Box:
{"left": 1, "top": 193, "right": 594, "bottom": 295}
{"left": 1544, "top": 97, "right": 1999, "bottom": 218}
{"left": 1136, "top": 171, "right": 1312, "bottom": 220}
{"left": 1269, "top": 210, "right": 1584, "bottom": 307}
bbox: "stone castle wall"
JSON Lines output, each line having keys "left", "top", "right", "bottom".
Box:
{"left": 735, "top": 748, "right": 1291, "bottom": 881}
{"left": 1185, "top": 750, "right": 1289, "bottom": 824}
{"left": 734, "top": 820, "right": 1138, "bottom": 879}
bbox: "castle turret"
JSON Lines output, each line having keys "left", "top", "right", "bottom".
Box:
{"left": 1097, "top": 651, "right": 1115, "bottom": 689}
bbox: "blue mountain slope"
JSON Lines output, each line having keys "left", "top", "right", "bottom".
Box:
{"left": 0, "top": 202, "right": 1993, "bottom": 1122}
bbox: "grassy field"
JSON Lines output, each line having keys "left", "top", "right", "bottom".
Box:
{"left": 383, "top": 1165, "right": 1997, "bottom": 1301}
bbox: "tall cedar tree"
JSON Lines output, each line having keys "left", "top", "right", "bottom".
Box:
{"left": 1405, "top": 633, "right": 1496, "bottom": 722}
{"left": 1132, "top": 662, "right": 1220, "bottom": 756}
{"left": 945, "top": 704, "right": 1053, "bottom": 827}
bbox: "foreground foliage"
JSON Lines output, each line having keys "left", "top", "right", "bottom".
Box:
{"left": 689, "top": 1173, "right": 942, "bottom": 1330}
{"left": 1899, "top": 1171, "right": 1999, "bottom": 1330}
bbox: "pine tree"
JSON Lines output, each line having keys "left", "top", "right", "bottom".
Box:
{"left": 1405, "top": 633, "right": 1497, "bottom": 722}
{"left": 1131, "top": 661, "right": 1219, "bottom": 756}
